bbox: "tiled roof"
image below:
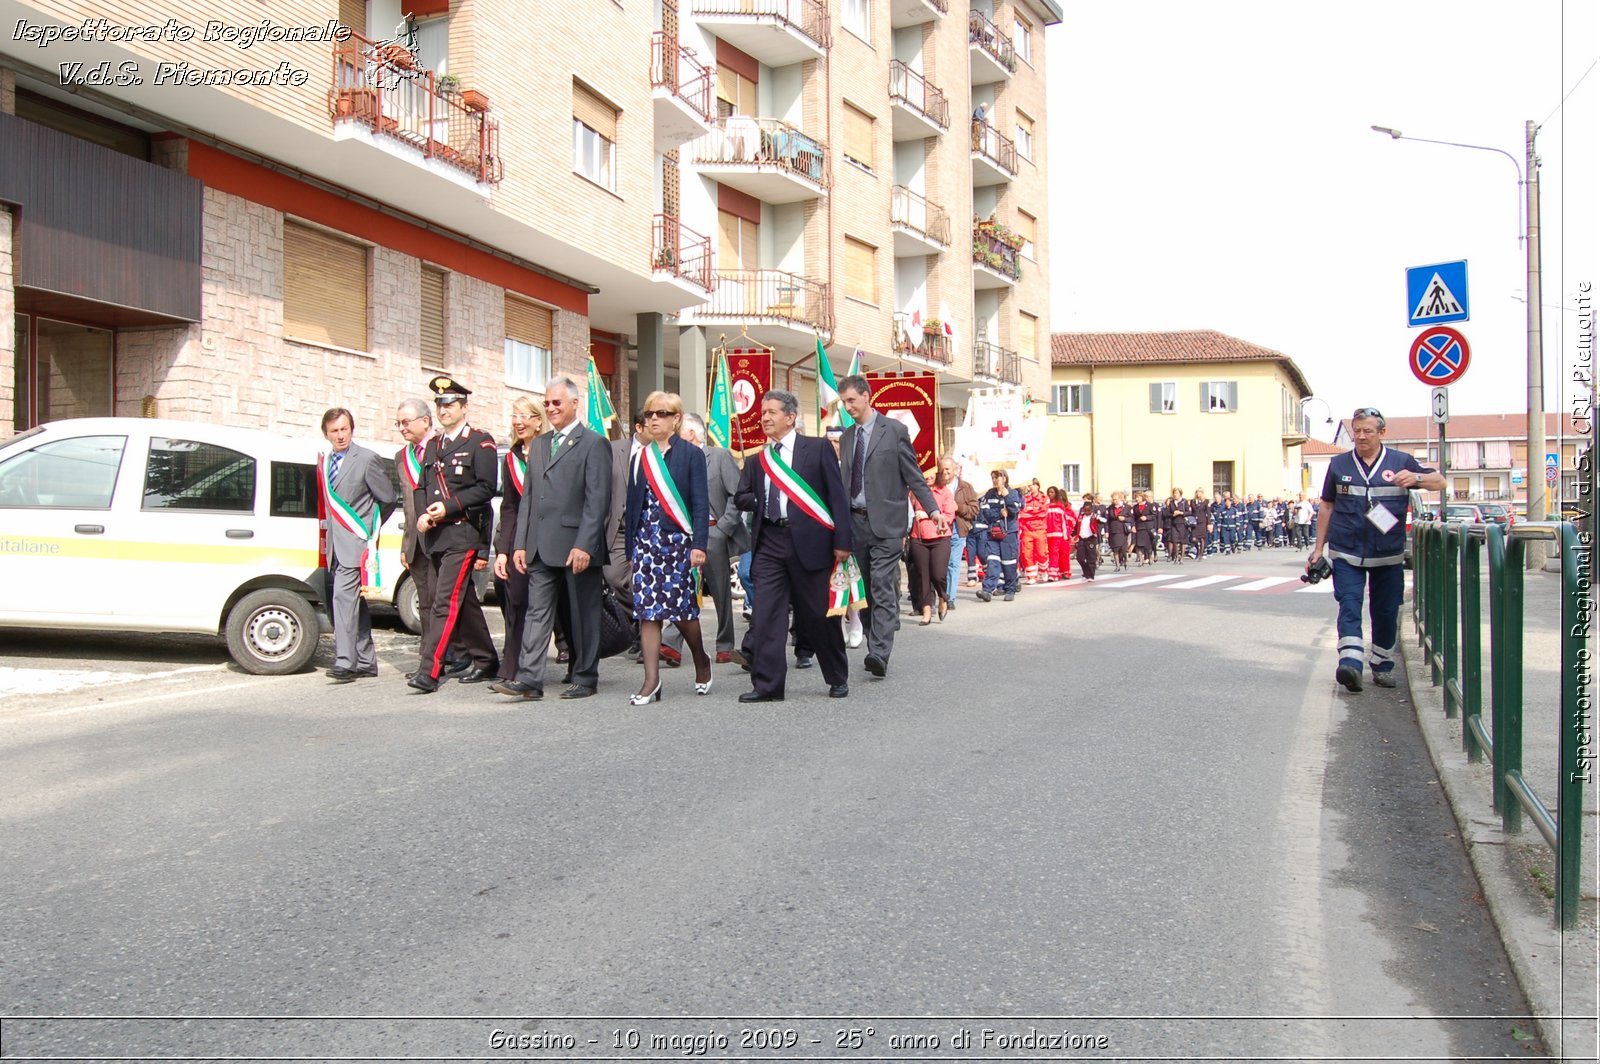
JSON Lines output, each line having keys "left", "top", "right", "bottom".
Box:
{"left": 1338, "top": 412, "right": 1588, "bottom": 444}
{"left": 1051, "top": 330, "right": 1312, "bottom": 396}
{"left": 1301, "top": 438, "right": 1345, "bottom": 456}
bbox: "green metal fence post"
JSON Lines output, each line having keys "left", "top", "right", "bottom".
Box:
{"left": 1440, "top": 526, "right": 1459, "bottom": 711}
{"left": 1500, "top": 533, "right": 1527, "bottom": 835}
{"left": 1460, "top": 531, "right": 1484, "bottom": 760}
{"left": 1487, "top": 525, "right": 1510, "bottom": 820}
{"left": 1557, "top": 523, "right": 1586, "bottom": 929}
{"left": 1429, "top": 525, "right": 1445, "bottom": 686}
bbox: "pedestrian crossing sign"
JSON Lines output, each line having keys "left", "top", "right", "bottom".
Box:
{"left": 1406, "top": 260, "right": 1470, "bottom": 327}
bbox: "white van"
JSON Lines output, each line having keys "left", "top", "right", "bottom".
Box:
{"left": 0, "top": 417, "right": 413, "bottom": 675}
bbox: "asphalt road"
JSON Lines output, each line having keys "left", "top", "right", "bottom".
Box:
{"left": 0, "top": 548, "right": 1539, "bottom": 1061}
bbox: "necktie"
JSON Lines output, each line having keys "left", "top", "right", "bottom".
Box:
{"left": 766, "top": 444, "right": 783, "bottom": 521}
{"left": 551, "top": 431, "right": 563, "bottom": 456}
{"left": 329, "top": 450, "right": 344, "bottom": 484}
{"left": 850, "top": 429, "right": 866, "bottom": 500}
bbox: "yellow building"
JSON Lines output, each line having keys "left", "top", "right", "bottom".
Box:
{"left": 1041, "top": 331, "right": 1314, "bottom": 499}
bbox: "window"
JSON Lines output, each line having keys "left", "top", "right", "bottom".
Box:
{"left": 420, "top": 266, "right": 447, "bottom": 369}
{"left": 1018, "top": 312, "right": 1039, "bottom": 361}
{"left": 283, "top": 221, "right": 368, "bottom": 351}
{"left": 1014, "top": 109, "right": 1035, "bottom": 161}
{"left": 505, "top": 295, "right": 553, "bottom": 391}
{"left": 1050, "top": 383, "right": 1091, "bottom": 414}
{"left": 717, "top": 210, "right": 759, "bottom": 270}
{"left": 143, "top": 438, "right": 256, "bottom": 513}
{"left": 1428, "top": 445, "right": 1440, "bottom": 464}
{"left": 1017, "top": 209, "right": 1037, "bottom": 259}
{"left": 1149, "top": 382, "right": 1177, "bottom": 413}
{"left": 844, "top": 0, "right": 870, "bottom": 40}
{"left": 843, "top": 102, "right": 875, "bottom": 171}
{"left": 270, "top": 461, "right": 318, "bottom": 519}
{"left": 0, "top": 435, "right": 125, "bottom": 509}
{"left": 1014, "top": 12, "right": 1033, "bottom": 64}
{"left": 715, "top": 67, "right": 756, "bottom": 117}
{"left": 1201, "top": 381, "right": 1239, "bottom": 412}
{"left": 1061, "top": 463, "right": 1081, "bottom": 493}
{"left": 572, "top": 81, "right": 618, "bottom": 190}
{"left": 1213, "top": 461, "right": 1234, "bottom": 496}
{"left": 844, "top": 236, "right": 877, "bottom": 304}
{"left": 1131, "top": 464, "right": 1153, "bottom": 493}
{"left": 1484, "top": 476, "right": 1501, "bottom": 496}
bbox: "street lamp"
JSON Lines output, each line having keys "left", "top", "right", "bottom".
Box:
{"left": 1298, "top": 396, "right": 1335, "bottom": 439}
{"left": 1371, "top": 122, "right": 1547, "bottom": 544}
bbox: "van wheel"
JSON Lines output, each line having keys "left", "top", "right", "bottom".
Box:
{"left": 225, "top": 589, "right": 319, "bottom": 675}
{"left": 396, "top": 574, "right": 422, "bottom": 634}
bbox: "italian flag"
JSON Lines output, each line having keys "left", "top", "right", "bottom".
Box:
{"left": 641, "top": 441, "right": 693, "bottom": 534}
{"left": 815, "top": 337, "right": 843, "bottom": 431}
{"left": 401, "top": 444, "right": 422, "bottom": 490}
{"left": 758, "top": 443, "right": 834, "bottom": 530}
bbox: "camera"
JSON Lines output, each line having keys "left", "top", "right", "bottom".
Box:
{"left": 1301, "top": 557, "right": 1332, "bottom": 585}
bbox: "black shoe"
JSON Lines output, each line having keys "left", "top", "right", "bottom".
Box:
{"left": 864, "top": 654, "right": 887, "bottom": 678}
{"left": 327, "top": 668, "right": 361, "bottom": 684}
{"left": 828, "top": 684, "right": 849, "bottom": 698}
{"left": 559, "top": 685, "right": 596, "bottom": 700}
{"left": 490, "top": 680, "right": 543, "bottom": 700}
{"left": 729, "top": 648, "right": 751, "bottom": 671}
{"left": 1372, "top": 671, "right": 1398, "bottom": 689}
{"left": 1003, "top": 591, "right": 1015, "bottom": 602}
{"left": 442, "top": 658, "right": 471, "bottom": 677}
{"left": 794, "top": 655, "right": 814, "bottom": 670}
{"left": 458, "top": 666, "right": 499, "bottom": 684}
{"left": 976, "top": 589, "right": 992, "bottom": 602}
{"left": 1336, "top": 665, "right": 1363, "bottom": 692}
{"left": 739, "top": 691, "right": 784, "bottom": 703}
{"left": 407, "top": 674, "right": 441, "bottom": 694}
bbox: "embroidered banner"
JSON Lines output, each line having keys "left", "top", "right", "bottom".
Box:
{"left": 865, "top": 371, "right": 939, "bottom": 472}
{"left": 726, "top": 348, "right": 772, "bottom": 458}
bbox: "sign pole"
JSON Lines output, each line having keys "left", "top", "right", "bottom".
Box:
{"left": 1439, "top": 414, "right": 1449, "bottom": 515}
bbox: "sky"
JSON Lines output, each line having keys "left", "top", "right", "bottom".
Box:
{"left": 1045, "top": 0, "right": 1598, "bottom": 439}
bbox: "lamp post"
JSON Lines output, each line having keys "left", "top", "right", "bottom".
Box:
{"left": 1298, "top": 395, "right": 1335, "bottom": 439}
{"left": 1371, "top": 123, "right": 1546, "bottom": 551}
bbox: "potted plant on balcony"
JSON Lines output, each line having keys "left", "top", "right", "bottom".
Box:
{"left": 461, "top": 89, "right": 491, "bottom": 113}
{"left": 437, "top": 73, "right": 462, "bottom": 97}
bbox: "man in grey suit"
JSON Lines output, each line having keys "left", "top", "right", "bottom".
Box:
{"left": 321, "top": 407, "right": 398, "bottom": 683}
{"left": 838, "top": 376, "right": 941, "bottom": 679}
{"left": 664, "top": 412, "right": 747, "bottom": 662}
{"left": 494, "top": 376, "right": 613, "bottom": 700}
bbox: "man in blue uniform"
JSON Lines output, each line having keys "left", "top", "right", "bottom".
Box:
{"left": 1308, "top": 407, "right": 1444, "bottom": 692}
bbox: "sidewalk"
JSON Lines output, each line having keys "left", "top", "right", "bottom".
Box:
{"left": 1400, "top": 564, "right": 1599, "bottom": 1062}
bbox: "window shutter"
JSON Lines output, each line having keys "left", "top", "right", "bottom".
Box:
{"left": 1048, "top": 385, "right": 1061, "bottom": 414}
{"left": 1228, "top": 382, "right": 1239, "bottom": 412}
{"left": 1199, "top": 382, "right": 1210, "bottom": 411}
{"left": 283, "top": 221, "right": 367, "bottom": 351}
{"left": 505, "top": 295, "right": 553, "bottom": 349}
{"left": 843, "top": 103, "right": 874, "bottom": 167}
{"left": 1019, "top": 313, "right": 1037, "bottom": 360}
{"left": 844, "top": 237, "right": 876, "bottom": 303}
{"left": 1149, "top": 382, "right": 1161, "bottom": 413}
{"left": 573, "top": 81, "right": 617, "bottom": 142}
{"left": 1081, "top": 384, "right": 1092, "bottom": 413}
{"left": 420, "top": 266, "right": 446, "bottom": 367}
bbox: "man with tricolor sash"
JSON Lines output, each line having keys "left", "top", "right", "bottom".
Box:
{"left": 733, "top": 389, "right": 854, "bottom": 702}
{"left": 320, "top": 407, "right": 397, "bottom": 683}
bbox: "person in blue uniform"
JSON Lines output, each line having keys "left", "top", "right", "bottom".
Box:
{"left": 1309, "top": 407, "right": 1443, "bottom": 692}
{"left": 976, "top": 470, "right": 1022, "bottom": 601}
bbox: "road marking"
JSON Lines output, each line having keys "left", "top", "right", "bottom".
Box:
{"left": 0, "top": 663, "right": 220, "bottom": 698}
{"left": 1161, "top": 574, "right": 1242, "bottom": 589}
{"left": 1227, "top": 576, "right": 1302, "bottom": 592}
{"left": 1095, "top": 573, "right": 1184, "bottom": 588}
{"left": 27, "top": 676, "right": 271, "bottom": 718}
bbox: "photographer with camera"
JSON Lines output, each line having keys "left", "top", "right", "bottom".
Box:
{"left": 1308, "top": 407, "right": 1445, "bottom": 692}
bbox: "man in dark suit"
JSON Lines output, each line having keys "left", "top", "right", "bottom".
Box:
{"left": 320, "top": 407, "right": 398, "bottom": 683}
{"left": 838, "top": 376, "right": 941, "bottom": 679}
{"left": 733, "top": 389, "right": 853, "bottom": 702}
{"left": 496, "top": 375, "right": 613, "bottom": 700}
{"left": 665, "top": 412, "right": 747, "bottom": 663}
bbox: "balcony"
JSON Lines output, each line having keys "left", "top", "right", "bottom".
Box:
{"left": 891, "top": 186, "right": 950, "bottom": 255}
{"left": 653, "top": 214, "right": 716, "bottom": 294}
{"left": 892, "top": 313, "right": 954, "bottom": 365}
{"left": 688, "top": 117, "right": 829, "bottom": 203}
{"left": 971, "top": 222, "right": 1022, "bottom": 288}
{"left": 970, "top": 120, "right": 1017, "bottom": 186}
{"left": 684, "top": 268, "right": 833, "bottom": 345}
{"left": 890, "top": 0, "right": 947, "bottom": 29}
{"left": 973, "top": 339, "right": 1021, "bottom": 384}
{"left": 692, "top": 0, "right": 830, "bottom": 66}
{"left": 651, "top": 33, "right": 717, "bottom": 151}
{"left": 329, "top": 34, "right": 502, "bottom": 186}
{"left": 968, "top": 10, "right": 1017, "bottom": 84}
{"left": 888, "top": 61, "right": 950, "bottom": 141}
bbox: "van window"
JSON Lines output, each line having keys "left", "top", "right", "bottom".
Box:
{"left": 143, "top": 438, "right": 256, "bottom": 513}
{"left": 0, "top": 435, "right": 126, "bottom": 508}
{"left": 270, "top": 461, "right": 318, "bottom": 518}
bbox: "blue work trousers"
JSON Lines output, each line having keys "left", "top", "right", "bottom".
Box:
{"left": 1331, "top": 559, "right": 1405, "bottom": 677}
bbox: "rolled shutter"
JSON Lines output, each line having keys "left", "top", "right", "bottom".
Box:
{"left": 420, "top": 266, "right": 446, "bottom": 366}
{"left": 573, "top": 81, "right": 618, "bottom": 142}
{"left": 844, "top": 237, "right": 876, "bottom": 303}
{"left": 284, "top": 221, "right": 367, "bottom": 352}
{"left": 505, "top": 295, "right": 553, "bottom": 349}
{"left": 843, "top": 103, "right": 874, "bottom": 167}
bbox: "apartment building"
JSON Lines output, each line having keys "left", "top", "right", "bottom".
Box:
{"left": 1, "top": 0, "right": 1059, "bottom": 443}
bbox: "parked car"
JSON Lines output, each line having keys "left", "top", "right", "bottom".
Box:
{"left": 1442, "top": 503, "right": 1487, "bottom": 523}
{"left": 1477, "top": 501, "right": 1514, "bottom": 528}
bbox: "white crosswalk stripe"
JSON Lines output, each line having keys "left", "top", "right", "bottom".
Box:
{"left": 1295, "top": 580, "right": 1333, "bottom": 594}
{"left": 1096, "top": 573, "right": 1185, "bottom": 589}
{"left": 1162, "top": 574, "right": 1242, "bottom": 590}
{"left": 1227, "top": 576, "right": 1303, "bottom": 592}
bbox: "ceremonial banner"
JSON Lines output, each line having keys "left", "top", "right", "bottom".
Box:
{"left": 726, "top": 348, "right": 771, "bottom": 457}
{"left": 957, "top": 388, "right": 1047, "bottom": 482}
{"left": 707, "top": 350, "right": 733, "bottom": 450}
{"left": 865, "top": 371, "right": 939, "bottom": 472}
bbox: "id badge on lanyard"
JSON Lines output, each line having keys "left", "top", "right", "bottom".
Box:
{"left": 1357, "top": 448, "right": 1399, "bottom": 533}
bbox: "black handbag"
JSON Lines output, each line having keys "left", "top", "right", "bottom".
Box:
{"left": 597, "top": 584, "right": 635, "bottom": 659}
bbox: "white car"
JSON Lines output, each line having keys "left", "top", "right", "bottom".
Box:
{"left": 0, "top": 417, "right": 410, "bottom": 675}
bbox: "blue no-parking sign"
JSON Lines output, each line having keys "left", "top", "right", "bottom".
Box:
{"left": 1406, "top": 260, "right": 1470, "bottom": 327}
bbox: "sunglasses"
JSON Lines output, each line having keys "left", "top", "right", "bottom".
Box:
{"left": 643, "top": 410, "right": 676, "bottom": 419}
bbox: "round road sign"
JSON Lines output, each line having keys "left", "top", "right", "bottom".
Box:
{"left": 1409, "top": 326, "right": 1471, "bottom": 386}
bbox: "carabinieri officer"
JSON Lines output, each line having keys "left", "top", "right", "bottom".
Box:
{"left": 409, "top": 375, "right": 501, "bottom": 693}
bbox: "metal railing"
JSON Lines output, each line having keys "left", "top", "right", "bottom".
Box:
{"left": 693, "top": 0, "right": 831, "bottom": 49}
{"left": 891, "top": 313, "right": 953, "bottom": 364}
{"left": 890, "top": 186, "right": 950, "bottom": 246}
{"left": 329, "top": 33, "right": 502, "bottom": 185}
{"left": 1412, "top": 518, "right": 1589, "bottom": 927}
{"left": 972, "top": 226, "right": 1022, "bottom": 281}
{"left": 973, "top": 339, "right": 1020, "bottom": 383}
{"left": 700, "top": 268, "right": 832, "bottom": 332}
{"left": 652, "top": 214, "right": 715, "bottom": 292}
{"left": 967, "top": 10, "right": 1017, "bottom": 72}
{"left": 651, "top": 32, "right": 716, "bottom": 123}
{"left": 690, "top": 117, "right": 830, "bottom": 187}
{"left": 888, "top": 60, "right": 951, "bottom": 130}
{"left": 971, "top": 120, "right": 1018, "bottom": 175}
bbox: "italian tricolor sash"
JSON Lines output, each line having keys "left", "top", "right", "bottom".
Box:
{"left": 401, "top": 444, "right": 422, "bottom": 491}
{"left": 757, "top": 443, "right": 834, "bottom": 530}
{"left": 642, "top": 442, "right": 692, "bottom": 534}
{"left": 506, "top": 448, "right": 526, "bottom": 496}
{"left": 319, "top": 453, "right": 380, "bottom": 586}
{"left": 827, "top": 555, "right": 868, "bottom": 616}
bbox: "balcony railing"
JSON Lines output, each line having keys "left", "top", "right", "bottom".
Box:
{"left": 968, "top": 10, "right": 1017, "bottom": 72}
{"left": 973, "top": 339, "right": 1021, "bottom": 383}
{"left": 891, "top": 186, "right": 950, "bottom": 245}
{"left": 329, "top": 33, "right": 502, "bottom": 185}
{"left": 691, "top": 116, "right": 830, "bottom": 186}
{"left": 972, "top": 225, "right": 1022, "bottom": 281}
{"left": 888, "top": 60, "right": 950, "bottom": 130}
{"left": 971, "top": 120, "right": 1018, "bottom": 175}
{"left": 701, "top": 269, "right": 833, "bottom": 332}
{"left": 892, "top": 313, "right": 953, "bottom": 364}
{"left": 653, "top": 214, "right": 715, "bottom": 293}
{"left": 651, "top": 32, "right": 716, "bottom": 123}
{"left": 694, "top": 0, "right": 831, "bottom": 50}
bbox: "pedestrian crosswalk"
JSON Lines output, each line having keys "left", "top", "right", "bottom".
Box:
{"left": 1025, "top": 570, "right": 1333, "bottom": 595}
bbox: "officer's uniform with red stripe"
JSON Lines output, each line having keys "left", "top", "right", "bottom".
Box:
{"left": 416, "top": 423, "right": 500, "bottom": 680}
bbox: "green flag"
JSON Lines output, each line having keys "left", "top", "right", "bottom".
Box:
{"left": 584, "top": 357, "right": 616, "bottom": 437}
{"left": 708, "top": 350, "right": 733, "bottom": 449}
{"left": 815, "top": 337, "right": 842, "bottom": 430}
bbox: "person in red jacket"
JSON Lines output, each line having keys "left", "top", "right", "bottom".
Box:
{"left": 1018, "top": 479, "right": 1050, "bottom": 585}
{"left": 1044, "top": 486, "right": 1076, "bottom": 580}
